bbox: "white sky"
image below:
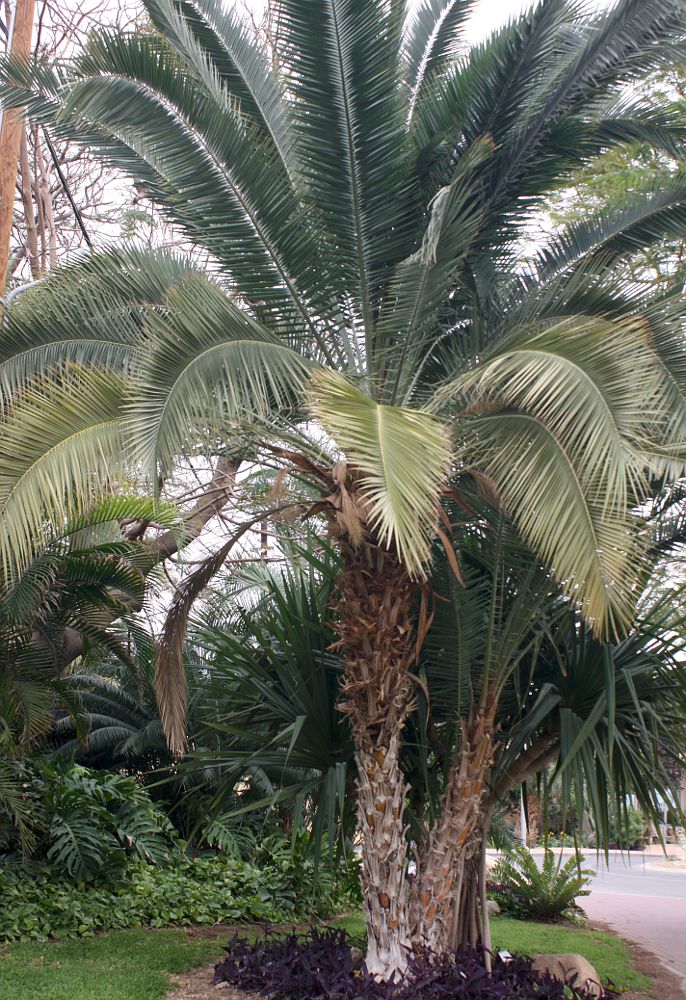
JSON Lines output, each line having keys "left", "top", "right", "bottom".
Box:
{"left": 242, "top": 1, "right": 617, "bottom": 43}
{"left": 465, "top": 0, "right": 614, "bottom": 43}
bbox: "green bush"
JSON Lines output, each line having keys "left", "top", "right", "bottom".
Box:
{"left": 195, "top": 819, "right": 362, "bottom": 911}
{"left": 491, "top": 844, "right": 593, "bottom": 922}
{"left": 253, "top": 830, "right": 361, "bottom": 909}
{"left": 0, "top": 853, "right": 325, "bottom": 942}
{"left": 608, "top": 808, "right": 648, "bottom": 851}
{"left": 539, "top": 832, "right": 577, "bottom": 848}
{"left": 1, "top": 761, "right": 176, "bottom": 880}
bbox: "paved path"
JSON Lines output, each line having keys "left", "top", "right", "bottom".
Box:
{"left": 581, "top": 855, "right": 686, "bottom": 988}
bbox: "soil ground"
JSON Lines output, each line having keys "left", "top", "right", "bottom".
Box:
{"left": 165, "top": 926, "right": 261, "bottom": 1000}
{"left": 165, "top": 923, "right": 684, "bottom": 1000}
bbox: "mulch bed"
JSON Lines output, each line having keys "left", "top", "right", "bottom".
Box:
{"left": 166, "top": 926, "right": 256, "bottom": 1000}
{"left": 167, "top": 962, "right": 260, "bottom": 1000}
{"left": 165, "top": 923, "right": 685, "bottom": 1000}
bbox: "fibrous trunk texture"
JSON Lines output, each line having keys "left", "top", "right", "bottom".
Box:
{"left": 334, "top": 539, "right": 416, "bottom": 981}
{"left": 410, "top": 710, "right": 495, "bottom": 956}
{"left": 443, "top": 823, "right": 492, "bottom": 964}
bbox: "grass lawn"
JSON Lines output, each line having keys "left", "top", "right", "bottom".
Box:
{"left": 491, "top": 916, "right": 650, "bottom": 992}
{"left": 0, "top": 914, "right": 650, "bottom": 998}
{"left": 0, "top": 928, "right": 220, "bottom": 1000}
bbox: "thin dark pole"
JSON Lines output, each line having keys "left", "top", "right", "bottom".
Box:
{"left": 40, "top": 128, "right": 94, "bottom": 250}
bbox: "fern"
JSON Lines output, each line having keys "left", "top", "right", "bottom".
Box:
{"left": 491, "top": 843, "right": 593, "bottom": 922}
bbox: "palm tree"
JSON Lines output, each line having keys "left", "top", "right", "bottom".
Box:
{"left": 170, "top": 527, "right": 686, "bottom": 958}
{"left": 427, "top": 578, "right": 686, "bottom": 955}
{"left": 0, "top": 496, "right": 176, "bottom": 848}
{"left": 2, "top": 0, "right": 686, "bottom": 975}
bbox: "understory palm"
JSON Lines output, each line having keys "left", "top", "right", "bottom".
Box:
{"left": 2, "top": 0, "right": 686, "bottom": 976}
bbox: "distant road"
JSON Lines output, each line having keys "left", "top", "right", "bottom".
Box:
{"left": 581, "top": 854, "right": 686, "bottom": 987}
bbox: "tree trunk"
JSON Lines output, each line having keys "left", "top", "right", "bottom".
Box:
{"left": 333, "top": 538, "right": 416, "bottom": 981}
{"left": 356, "top": 732, "right": 411, "bottom": 979}
{"left": 445, "top": 816, "right": 494, "bottom": 963}
{"left": 18, "top": 125, "right": 39, "bottom": 279}
{"left": 479, "top": 817, "right": 492, "bottom": 972}
{"left": 409, "top": 709, "right": 495, "bottom": 955}
{"left": 0, "top": 0, "right": 36, "bottom": 293}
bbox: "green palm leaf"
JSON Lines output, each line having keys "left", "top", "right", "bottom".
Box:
{"left": 457, "top": 410, "right": 643, "bottom": 635}
{"left": 278, "top": 0, "right": 410, "bottom": 346}
{"left": 310, "top": 370, "right": 451, "bottom": 576}
{"left": 0, "top": 247, "right": 199, "bottom": 400}
{"left": 144, "top": 0, "right": 293, "bottom": 167}
{"left": 432, "top": 314, "right": 681, "bottom": 631}
{"left": 378, "top": 135, "right": 494, "bottom": 402}
{"left": 127, "top": 275, "right": 312, "bottom": 475}
{"left": 403, "top": 0, "right": 475, "bottom": 120}
{"left": 0, "top": 369, "right": 126, "bottom": 580}
{"left": 534, "top": 179, "right": 686, "bottom": 281}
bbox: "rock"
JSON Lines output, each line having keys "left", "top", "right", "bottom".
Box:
{"left": 485, "top": 899, "right": 500, "bottom": 916}
{"left": 531, "top": 953, "right": 602, "bottom": 998}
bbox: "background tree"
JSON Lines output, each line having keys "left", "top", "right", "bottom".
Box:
{"left": 1, "top": 0, "right": 146, "bottom": 287}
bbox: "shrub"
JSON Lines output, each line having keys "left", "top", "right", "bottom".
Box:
{"left": 0, "top": 853, "right": 325, "bottom": 942}
{"left": 607, "top": 808, "right": 647, "bottom": 851}
{"left": 491, "top": 844, "right": 593, "bottom": 922}
{"left": 1, "top": 760, "right": 176, "bottom": 880}
{"left": 213, "top": 926, "right": 617, "bottom": 998}
{"left": 540, "top": 832, "right": 577, "bottom": 849}
{"left": 252, "top": 830, "right": 362, "bottom": 911}
{"left": 197, "top": 823, "right": 361, "bottom": 911}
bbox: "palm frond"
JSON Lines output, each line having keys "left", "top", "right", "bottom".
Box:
{"left": 0, "top": 247, "right": 198, "bottom": 401}
{"left": 458, "top": 410, "right": 643, "bottom": 636}
{"left": 378, "top": 135, "right": 494, "bottom": 403}
{"left": 431, "top": 313, "right": 680, "bottom": 632}
{"left": 157, "top": 511, "right": 279, "bottom": 755}
{"left": 403, "top": 0, "right": 475, "bottom": 121}
{"left": 128, "top": 274, "right": 312, "bottom": 475}
{"left": 534, "top": 178, "right": 686, "bottom": 281}
{"left": 0, "top": 368, "right": 126, "bottom": 581}
{"left": 277, "top": 0, "right": 411, "bottom": 348}
{"left": 144, "top": 0, "right": 293, "bottom": 167}
{"left": 310, "top": 370, "right": 451, "bottom": 576}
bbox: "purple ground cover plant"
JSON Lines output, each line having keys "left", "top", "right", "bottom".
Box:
{"left": 213, "top": 926, "right": 618, "bottom": 999}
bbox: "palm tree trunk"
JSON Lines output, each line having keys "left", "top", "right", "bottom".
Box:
{"left": 409, "top": 709, "right": 495, "bottom": 955}
{"left": 356, "top": 731, "right": 411, "bottom": 979}
{"left": 333, "top": 539, "right": 416, "bottom": 981}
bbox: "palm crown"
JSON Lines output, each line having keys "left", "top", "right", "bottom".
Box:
{"left": 2, "top": 0, "right": 686, "bottom": 633}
